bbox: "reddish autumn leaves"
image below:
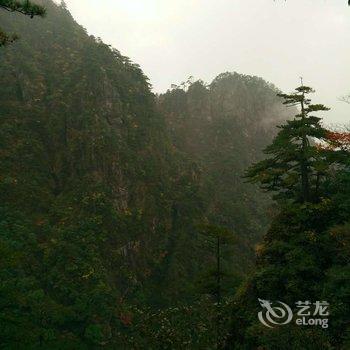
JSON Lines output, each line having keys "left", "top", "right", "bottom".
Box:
{"left": 317, "top": 130, "right": 350, "bottom": 151}
{"left": 326, "top": 131, "right": 350, "bottom": 149}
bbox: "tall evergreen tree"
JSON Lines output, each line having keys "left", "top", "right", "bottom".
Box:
{"left": 226, "top": 86, "right": 350, "bottom": 349}
{"left": 246, "top": 85, "right": 347, "bottom": 203}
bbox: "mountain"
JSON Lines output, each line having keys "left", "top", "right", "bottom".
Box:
{"left": 0, "top": 1, "right": 292, "bottom": 347}
{"left": 158, "top": 74, "right": 291, "bottom": 273}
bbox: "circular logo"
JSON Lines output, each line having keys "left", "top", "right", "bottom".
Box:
{"left": 258, "top": 298, "right": 293, "bottom": 328}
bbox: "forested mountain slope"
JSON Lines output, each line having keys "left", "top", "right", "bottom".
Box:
{"left": 0, "top": 1, "right": 292, "bottom": 347}
{"left": 158, "top": 75, "right": 292, "bottom": 271}
{"left": 0, "top": 1, "right": 188, "bottom": 345}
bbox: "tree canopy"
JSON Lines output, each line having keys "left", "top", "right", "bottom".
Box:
{"left": 246, "top": 85, "right": 348, "bottom": 203}
{"left": 227, "top": 87, "right": 350, "bottom": 349}
{"left": 1, "top": 1, "right": 349, "bottom": 348}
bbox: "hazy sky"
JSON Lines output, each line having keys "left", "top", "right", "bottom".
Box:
{"left": 63, "top": 0, "right": 350, "bottom": 124}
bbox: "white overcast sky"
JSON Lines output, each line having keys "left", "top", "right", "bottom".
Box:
{"left": 63, "top": 0, "right": 350, "bottom": 124}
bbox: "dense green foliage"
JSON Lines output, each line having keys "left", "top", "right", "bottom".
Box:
{"left": 0, "top": 1, "right": 292, "bottom": 348}
{"left": 0, "top": 1, "right": 195, "bottom": 346}
{"left": 1, "top": 1, "right": 348, "bottom": 349}
{"left": 226, "top": 88, "right": 350, "bottom": 349}
{"left": 246, "top": 85, "right": 348, "bottom": 203}
{"left": 158, "top": 75, "right": 292, "bottom": 273}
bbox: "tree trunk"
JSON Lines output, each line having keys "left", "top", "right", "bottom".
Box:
{"left": 300, "top": 95, "right": 310, "bottom": 202}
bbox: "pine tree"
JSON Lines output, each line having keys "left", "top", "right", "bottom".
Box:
{"left": 197, "top": 224, "right": 237, "bottom": 349}
{"left": 227, "top": 85, "right": 350, "bottom": 349}
{"left": 245, "top": 84, "right": 346, "bottom": 203}
{"left": 0, "top": 0, "right": 45, "bottom": 46}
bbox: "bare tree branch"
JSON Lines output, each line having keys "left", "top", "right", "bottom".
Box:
{"left": 339, "top": 95, "right": 350, "bottom": 104}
